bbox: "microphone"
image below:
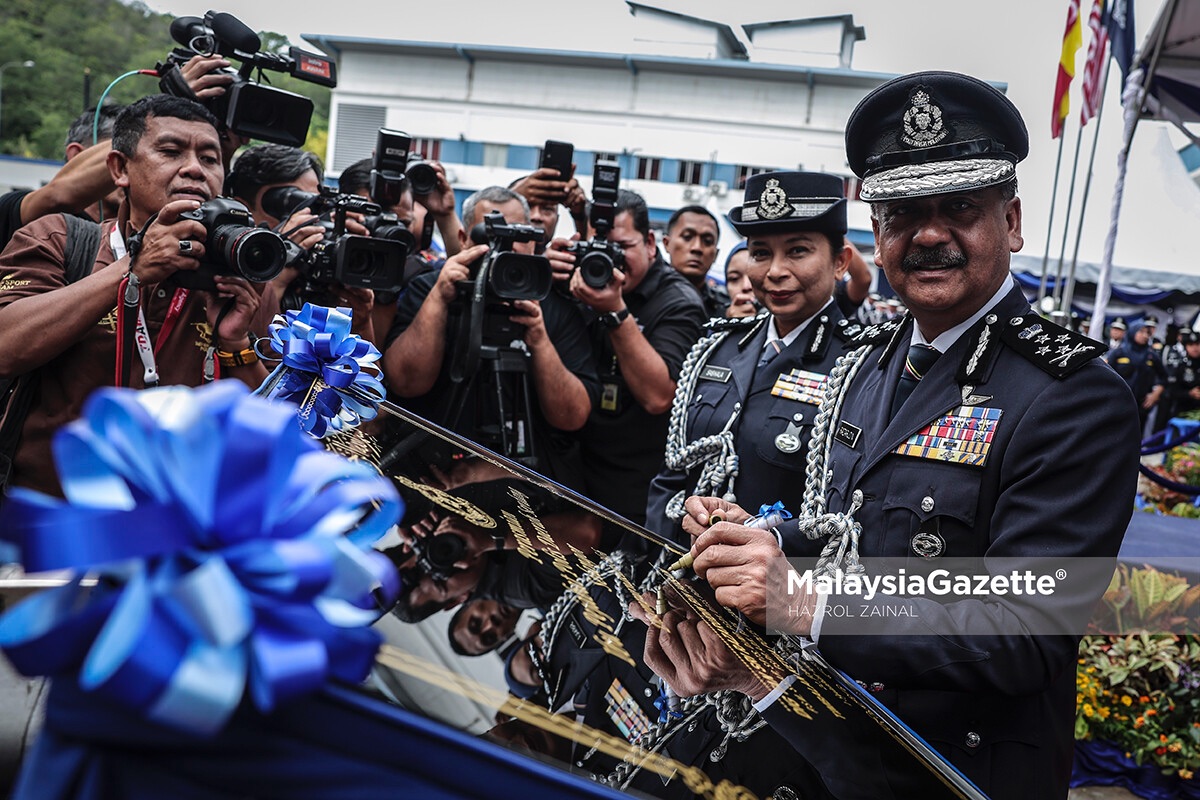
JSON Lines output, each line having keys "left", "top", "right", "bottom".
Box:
{"left": 169, "top": 16, "right": 210, "bottom": 48}
{"left": 207, "top": 12, "right": 261, "bottom": 54}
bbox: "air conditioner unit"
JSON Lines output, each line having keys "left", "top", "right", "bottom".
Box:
{"left": 707, "top": 180, "right": 729, "bottom": 198}
{"left": 682, "top": 186, "right": 704, "bottom": 203}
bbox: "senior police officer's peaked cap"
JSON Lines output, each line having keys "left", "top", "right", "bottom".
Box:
{"left": 728, "top": 171, "right": 847, "bottom": 236}
{"left": 845, "top": 70, "right": 1028, "bottom": 202}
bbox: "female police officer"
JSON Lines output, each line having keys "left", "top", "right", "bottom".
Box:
{"left": 646, "top": 171, "right": 857, "bottom": 543}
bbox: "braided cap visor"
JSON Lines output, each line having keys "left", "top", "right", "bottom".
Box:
{"left": 860, "top": 157, "right": 1015, "bottom": 202}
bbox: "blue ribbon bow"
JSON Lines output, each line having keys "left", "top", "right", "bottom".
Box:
{"left": 255, "top": 304, "right": 385, "bottom": 438}
{"left": 0, "top": 382, "right": 403, "bottom": 735}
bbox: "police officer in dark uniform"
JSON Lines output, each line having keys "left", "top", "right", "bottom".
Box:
{"left": 645, "top": 171, "right": 858, "bottom": 545}
{"left": 1166, "top": 329, "right": 1200, "bottom": 417}
{"left": 636, "top": 71, "right": 1142, "bottom": 800}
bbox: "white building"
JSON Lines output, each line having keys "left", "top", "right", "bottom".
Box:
{"left": 305, "top": 4, "right": 939, "bottom": 253}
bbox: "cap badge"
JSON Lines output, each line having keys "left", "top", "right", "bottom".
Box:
{"left": 901, "top": 88, "right": 948, "bottom": 148}
{"left": 756, "top": 178, "right": 793, "bottom": 220}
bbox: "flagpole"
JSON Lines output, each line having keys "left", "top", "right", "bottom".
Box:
{"left": 1088, "top": 0, "right": 1180, "bottom": 341}
{"left": 1050, "top": 117, "right": 1086, "bottom": 318}
{"left": 1061, "top": 56, "right": 1112, "bottom": 321}
{"left": 1037, "top": 134, "right": 1067, "bottom": 304}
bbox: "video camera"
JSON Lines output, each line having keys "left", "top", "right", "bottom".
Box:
{"left": 370, "top": 128, "right": 440, "bottom": 204}
{"left": 158, "top": 11, "right": 336, "bottom": 147}
{"left": 261, "top": 185, "right": 414, "bottom": 293}
{"left": 567, "top": 160, "right": 624, "bottom": 289}
{"left": 170, "top": 197, "right": 287, "bottom": 290}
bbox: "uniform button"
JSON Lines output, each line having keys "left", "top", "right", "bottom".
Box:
{"left": 965, "top": 731, "right": 981, "bottom": 748}
{"left": 792, "top": 413, "right": 804, "bottom": 423}
{"left": 644, "top": 687, "right": 653, "bottom": 698}
{"left": 156, "top": 288, "right": 167, "bottom": 298}
{"left": 985, "top": 314, "right": 997, "bottom": 324}
{"left": 921, "top": 496, "right": 935, "bottom": 513}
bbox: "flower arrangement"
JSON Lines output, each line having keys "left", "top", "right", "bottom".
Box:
{"left": 1140, "top": 444, "right": 1200, "bottom": 518}
{"left": 1076, "top": 565, "right": 1200, "bottom": 790}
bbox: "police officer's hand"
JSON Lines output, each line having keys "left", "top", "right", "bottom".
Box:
{"left": 629, "top": 589, "right": 768, "bottom": 700}
{"left": 691, "top": 524, "right": 798, "bottom": 631}
{"left": 433, "top": 245, "right": 485, "bottom": 304}
{"left": 129, "top": 199, "right": 210, "bottom": 284}
{"left": 545, "top": 235, "right": 578, "bottom": 284}
{"left": 680, "top": 495, "right": 751, "bottom": 541}
{"left": 569, "top": 263, "right": 626, "bottom": 313}
{"left": 508, "top": 299, "right": 549, "bottom": 348}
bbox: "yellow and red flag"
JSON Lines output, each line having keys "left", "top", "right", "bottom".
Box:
{"left": 1052, "top": 0, "right": 1084, "bottom": 138}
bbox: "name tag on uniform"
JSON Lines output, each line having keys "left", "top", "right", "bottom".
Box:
{"left": 700, "top": 365, "right": 732, "bottom": 383}
{"left": 771, "top": 369, "right": 828, "bottom": 405}
{"left": 605, "top": 678, "right": 652, "bottom": 743}
{"left": 834, "top": 420, "right": 862, "bottom": 449}
{"left": 894, "top": 406, "right": 1003, "bottom": 467}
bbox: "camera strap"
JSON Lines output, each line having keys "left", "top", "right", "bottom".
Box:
{"left": 113, "top": 225, "right": 190, "bottom": 388}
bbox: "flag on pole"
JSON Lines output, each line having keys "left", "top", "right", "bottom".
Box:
{"left": 1105, "top": 0, "right": 1136, "bottom": 85}
{"left": 1052, "top": 0, "right": 1084, "bottom": 138}
{"left": 1080, "top": 0, "right": 1109, "bottom": 125}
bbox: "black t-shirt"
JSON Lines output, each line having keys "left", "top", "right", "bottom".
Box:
{"left": 386, "top": 268, "right": 600, "bottom": 485}
{"left": 0, "top": 190, "right": 31, "bottom": 253}
{"left": 576, "top": 256, "right": 707, "bottom": 525}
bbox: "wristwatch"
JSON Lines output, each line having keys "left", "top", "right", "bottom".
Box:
{"left": 599, "top": 308, "right": 631, "bottom": 329}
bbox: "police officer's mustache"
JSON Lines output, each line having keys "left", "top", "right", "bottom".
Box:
{"left": 901, "top": 248, "right": 967, "bottom": 271}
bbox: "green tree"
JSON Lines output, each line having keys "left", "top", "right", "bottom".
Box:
{"left": 0, "top": 0, "right": 329, "bottom": 161}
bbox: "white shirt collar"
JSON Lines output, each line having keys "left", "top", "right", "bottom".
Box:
{"left": 766, "top": 298, "right": 835, "bottom": 350}
{"left": 910, "top": 275, "right": 1015, "bottom": 353}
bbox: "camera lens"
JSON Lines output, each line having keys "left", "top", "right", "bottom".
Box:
{"left": 212, "top": 225, "right": 287, "bottom": 282}
{"left": 406, "top": 161, "right": 438, "bottom": 195}
{"left": 425, "top": 533, "right": 467, "bottom": 571}
{"left": 489, "top": 253, "right": 552, "bottom": 301}
{"left": 578, "top": 249, "right": 615, "bottom": 290}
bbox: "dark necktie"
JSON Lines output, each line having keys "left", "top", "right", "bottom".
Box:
{"left": 890, "top": 343, "right": 940, "bottom": 419}
{"left": 758, "top": 339, "right": 782, "bottom": 368}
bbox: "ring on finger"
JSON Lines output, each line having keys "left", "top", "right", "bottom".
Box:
{"left": 178, "top": 240, "right": 193, "bottom": 254}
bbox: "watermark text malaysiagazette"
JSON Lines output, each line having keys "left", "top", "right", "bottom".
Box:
{"left": 787, "top": 567, "right": 1060, "bottom": 602}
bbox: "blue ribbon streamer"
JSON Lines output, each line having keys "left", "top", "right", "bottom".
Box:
{"left": 253, "top": 304, "right": 385, "bottom": 438}
{"left": 0, "top": 382, "right": 403, "bottom": 736}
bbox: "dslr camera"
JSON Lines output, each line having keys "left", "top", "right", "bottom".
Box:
{"left": 170, "top": 197, "right": 287, "bottom": 290}
{"left": 567, "top": 160, "right": 624, "bottom": 289}
{"left": 261, "top": 186, "right": 414, "bottom": 293}
{"left": 448, "top": 212, "right": 552, "bottom": 365}
{"left": 370, "top": 129, "right": 439, "bottom": 203}
{"left": 158, "top": 11, "right": 336, "bottom": 147}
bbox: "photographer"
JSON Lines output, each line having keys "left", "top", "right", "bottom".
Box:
{"left": 224, "top": 143, "right": 379, "bottom": 341}
{"left": 569, "top": 189, "right": 706, "bottom": 526}
{"left": 0, "top": 95, "right": 265, "bottom": 496}
{"left": 338, "top": 156, "right": 464, "bottom": 338}
{"left": 382, "top": 186, "right": 599, "bottom": 486}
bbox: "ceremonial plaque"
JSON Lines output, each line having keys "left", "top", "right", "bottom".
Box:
{"left": 346, "top": 394, "right": 989, "bottom": 800}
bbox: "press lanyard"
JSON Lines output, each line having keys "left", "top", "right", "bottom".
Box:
{"left": 112, "top": 226, "right": 189, "bottom": 388}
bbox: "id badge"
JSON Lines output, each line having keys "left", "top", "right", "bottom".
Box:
{"left": 601, "top": 383, "right": 619, "bottom": 412}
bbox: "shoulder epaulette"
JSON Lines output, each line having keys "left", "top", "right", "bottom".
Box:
{"left": 840, "top": 317, "right": 903, "bottom": 348}
{"left": 999, "top": 313, "right": 1107, "bottom": 378}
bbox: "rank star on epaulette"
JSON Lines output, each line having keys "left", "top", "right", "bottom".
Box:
{"left": 834, "top": 318, "right": 865, "bottom": 342}
{"left": 1001, "top": 314, "right": 1105, "bottom": 378}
